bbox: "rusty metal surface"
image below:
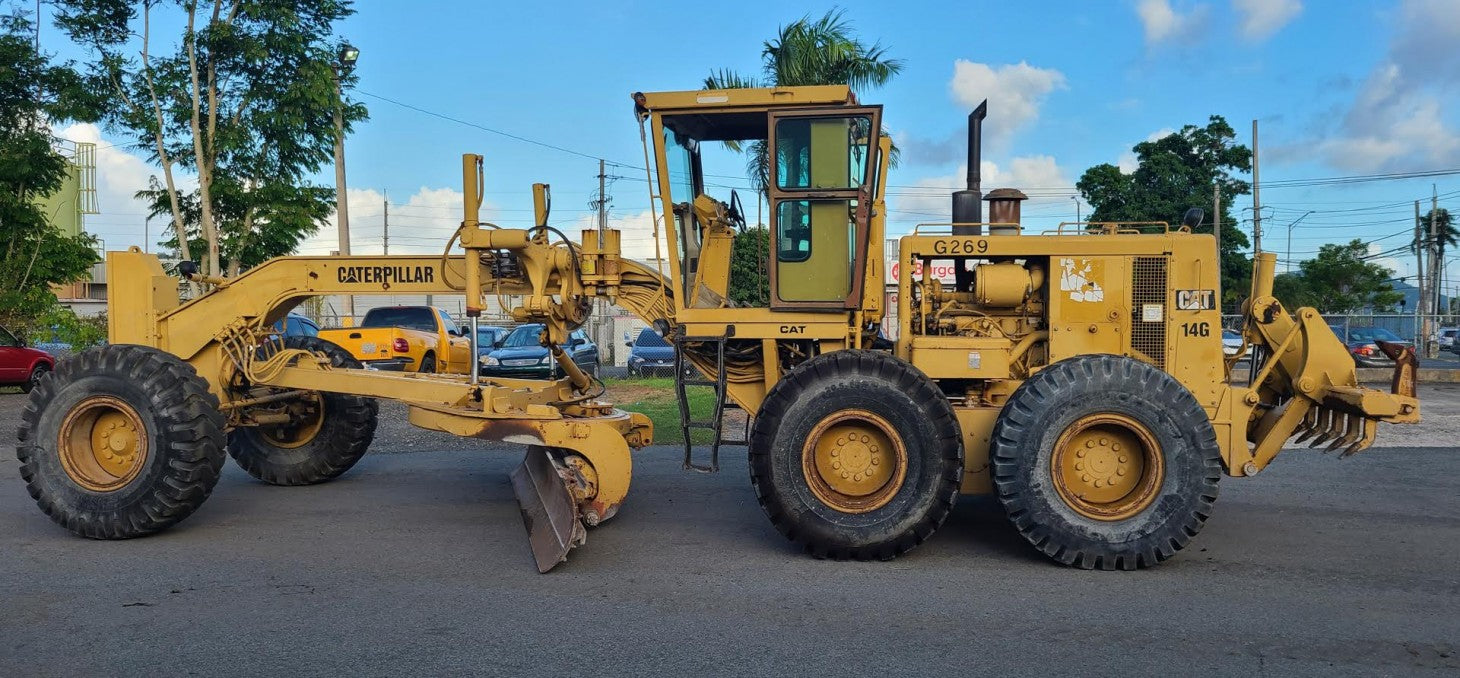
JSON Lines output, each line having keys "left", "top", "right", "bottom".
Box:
{"left": 510, "top": 447, "right": 586, "bottom": 573}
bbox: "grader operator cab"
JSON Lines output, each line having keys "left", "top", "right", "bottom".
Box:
{"left": 18, "top": 85, "right": 1419, "bottom": 573}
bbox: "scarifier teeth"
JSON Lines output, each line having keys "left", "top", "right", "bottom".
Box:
{"left": 1340, "top": 419, "right": 1377, "bottom": 458}
{"left": 1292, "top": 407, "right": 1323, "bottom": 444}
{"left": 1325, "top": 414, "right": 1362, "bottom": 452}
{"left": 1307, "top": 409, "right": 1340, "bottom": 448}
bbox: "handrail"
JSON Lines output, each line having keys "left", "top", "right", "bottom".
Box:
{"left": 910, "top": 222, "right": 1022, "bottom": 234}
{"left": 1048, "top": 221, "right": 1177, "bottom": 235}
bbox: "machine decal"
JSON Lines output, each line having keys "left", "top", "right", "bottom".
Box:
{"left": 1058, "top": 257, "right": 1105, "bottom": 302}
{"left": 1176, "top": 289, "right": 1216, "bottom": 310}
{"left": 337, "top": 265, "right": 435, "bottom": 285}
{"left": 1141, "top": 304, "right": 1164, "bottom": 322}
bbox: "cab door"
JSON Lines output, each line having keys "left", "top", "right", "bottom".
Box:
{"left": 766, "top": 107, "right": 881, "bottom": 310}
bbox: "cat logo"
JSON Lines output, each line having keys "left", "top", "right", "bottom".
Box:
{"left": 336, "top": 265, "right": 435, "bottom": 286}
{"left": 780, "top": 325, "right": 807, "bottom": 334}
{"left": 1176, "top": 289, "right": 1216, "bottom": 311}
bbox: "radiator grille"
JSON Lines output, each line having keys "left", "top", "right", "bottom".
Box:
{"left": 1131, "top": 256, "right": 1168, "bottom": 368}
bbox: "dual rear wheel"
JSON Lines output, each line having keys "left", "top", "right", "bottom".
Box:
{"left": 748, "top": 351, "right": 1220, "bottom": 569}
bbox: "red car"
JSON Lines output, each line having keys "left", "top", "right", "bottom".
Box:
{"left": 0, "top": 326, "right": 54, "bottom": 393}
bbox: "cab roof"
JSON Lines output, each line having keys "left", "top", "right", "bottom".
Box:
{"left": 633, "top": 85, "right": 857, "bottom": 114}
{"left": 633, "top": 86, "right": 863, "bottom": 142}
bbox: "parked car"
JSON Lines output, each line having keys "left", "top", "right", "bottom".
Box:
{"left": 1438, "top": 327, "right": 1458, "bottom": 350}
{"left": 474, "top": 325, "right": 511, "bottom": 362}
{"left": 1221, "top": 328, "right": 1243, "bottom": 357}
{"left": 273, "top": 313, "right": 319, "bottom": 337}
{"left": 0, "top": 326, "right": 56, "bottom": 393}
{"left": 626, "top": 327, "right": 675, "bottom": 376}
{"left": 317, "top": 306, "right": 472, "bottom": 373}
{"left": 1339, "top": 326, "right": 1411, "bottom": 367}
{"left": 479, "top": 323, "right": 599, "bottom": 378}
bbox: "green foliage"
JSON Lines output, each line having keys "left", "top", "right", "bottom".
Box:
{"left": 1279, "top": 239, "right": 1401, "bottom": 313}
{"left": 0, "top": 13, "right": 101, "bottom": 326}
{"left": 54, "top": 0, "right": 366, "bottom": 275}
{"left": 141, "top": 175, "right": 334, "bottom": 273}
{"left": 704, "top": 8, "right": 901, "bottom": 194}
{"left": 728, "top": 227, "right": 771, "bottom": 306}
{"left": 18, "top": 304, "right": 108, "bottom": 353}
{"left": 1412, "top": 208, "right": 1456, "bottom": 258}
{"left": 1076, "top": 116, "right": 1252, "bottom": 308}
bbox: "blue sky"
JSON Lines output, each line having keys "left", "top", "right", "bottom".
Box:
{"left": 54, "top": 0, "right": 1460, "bottom": 290}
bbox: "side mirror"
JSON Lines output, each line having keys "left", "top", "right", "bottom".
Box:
{"left": 1181, "top": 207, "right": 1205, "bottom": 231}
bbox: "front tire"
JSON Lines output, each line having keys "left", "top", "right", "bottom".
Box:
{"left": 990, "top": 354, "right": 1222, "bottom": 570}
{"left": 419, "top": 352, "right": 437, "bottom": 374}
{"left": 16, "top": 345, "right": 227, "bottom": 538}
{"left": 749, "top": 350, "right": 962, "bottom": 560}
{"left": 227, "top": 337, "right": 378, "bottom": 485}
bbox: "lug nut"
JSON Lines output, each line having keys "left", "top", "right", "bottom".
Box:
{"left": 1081, "top": 474, "right": 1092, "bottom": 483}
{"left": 861, "top": 435, "right": 870, "bottom": 443}
{"left": 1075, "top": 461, "right": 1085, "bottom": 471}
{"left": 831, "top": 461, "right": 841, "bottom": 470}
{"left": 1112, "top": 443, "right": 1121, "bottom": 452}
{"left": 1099, "top": 437, "right": 1109, "bottom": 446}
{"left": 1085, "top": 440, "right": 1096, "bottom": 448}
{"left": 1118, "top": 455, "right": 1128, "bottom": 464}
{"left": 1076, "top": 449, "right": 1086, "bottom": 458}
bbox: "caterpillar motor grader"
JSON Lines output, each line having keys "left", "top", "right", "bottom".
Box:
{"left": 17, "top": 85, "right": 1419, "bottom": 572}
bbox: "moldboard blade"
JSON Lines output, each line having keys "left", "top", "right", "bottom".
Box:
{"left": 510, "top": 447, "right": 586, "bottom": 573}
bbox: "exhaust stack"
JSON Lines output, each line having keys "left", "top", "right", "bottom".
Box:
{"left": 953, "top": 100, "right": 987, "bottom": 291}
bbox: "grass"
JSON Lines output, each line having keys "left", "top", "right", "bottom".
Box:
{"left": 602, "top": 377, "right": 718, "bottom": 445}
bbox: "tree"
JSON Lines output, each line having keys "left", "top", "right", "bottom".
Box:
{"left": 1412, "top": 208, "right": 1457, "bottom": 257}
{"left": 704, "top": 8, "right": 903, "bottom": 195}
{"left": 54, "top": 0, "right": 366, "bottom": 277}
{"left": 1076, "top": 116, "right": 1252, "bottom": 308}
{"left": 1286, "top": 239, "right": 1401, "bottom": 313}
{"left": 0, "top": 12, "right": 103, "bottom": 326}
{"left": 727, "top": 227, "right": 770, "bottom": 306}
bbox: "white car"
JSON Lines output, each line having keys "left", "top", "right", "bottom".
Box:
{"left": 1438, "top": 327, "right": 1458, "bottom": 350}
{"left": 1221, "top": 328, "right": 1244, "bottom": 357}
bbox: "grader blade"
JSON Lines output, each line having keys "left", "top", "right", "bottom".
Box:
{"left": 511, "top": 447, "right": 587, "bottom": 573}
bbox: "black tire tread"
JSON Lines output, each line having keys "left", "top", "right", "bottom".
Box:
{"left": 990, "top": 354, "right": 1222, "bottom": 570}
{"left": 227, "top": 337, "right": 378, "bottom": 485}
{"left": 16, "top": 345, "right": 227, "bottom": 539}
{"left": 749, "top": 350, "right": 963, "bottom": 561}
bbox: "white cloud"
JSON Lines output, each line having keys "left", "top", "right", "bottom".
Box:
{"left": 299, "top": 186, "right": 492, "bottom": 256}
{"left": 1317, "top": 0, "right": 1460, "bottom": 172}
{"left": 1233, "top": 0, "right": 1302, "bottom": 41}
{"left": 892, "top": 156, "right": 1074, "bottom": 228}
{"left": 1136, "top": 0, "right": 1210, "bottom": 45}
{"left": 1117, "top": 128, "right": 1176, "bottom": 172}
{"left": 57, "top": 123, "right": 194, "bottom": 250}
{"left": 949, "top": 60, "right": 1066, "bottom": 145}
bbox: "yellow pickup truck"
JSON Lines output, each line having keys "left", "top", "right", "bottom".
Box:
{"left": 317, "top": 305, "right": 472, "bottom": 373}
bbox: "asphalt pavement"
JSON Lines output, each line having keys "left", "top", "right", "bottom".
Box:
{"left": 2, "top": 392, "right": 1457, "bottom": 677}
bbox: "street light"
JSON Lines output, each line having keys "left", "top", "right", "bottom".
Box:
{"left": 1285, "top": 210, "right": 1314, "bottom": 274}
{"left": 332, "top": 42, "right": 358, "bottom": 319}
{"left": 1071, "top": 195, "right": 1081, "bottom": 223}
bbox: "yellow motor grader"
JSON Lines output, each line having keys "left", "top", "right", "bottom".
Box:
{"left": 17, "top": 86, "right": 1419, "bottom": 572}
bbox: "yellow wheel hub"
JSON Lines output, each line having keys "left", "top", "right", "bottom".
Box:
{"left": 257, "top": 393, "right": 325, "bottom": 449}
{"left": 59, "top": 396, "right": 149, "bottom": 492}
{"left": 1050, "top": 414, "right": 1164, "bottom": 521}
{"left": 802, "top": 409, "right": 907, "bottom": 513}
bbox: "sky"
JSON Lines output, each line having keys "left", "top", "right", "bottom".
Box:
{"left": 45, "top": 0, "right": 1460, "bottom": 293}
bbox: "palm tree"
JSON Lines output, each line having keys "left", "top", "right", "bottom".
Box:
{"left": 1412, "top": 208, "right": 1456, "bottom": 312}
{"left": 703, "top": 9, "right": 903, "bottom": 194}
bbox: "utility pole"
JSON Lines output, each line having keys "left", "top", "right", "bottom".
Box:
{"left": 1213, "top": 181, "right": 1221, "bottom": 261}
{"left": 597, "top": 159, "right": 607, "bottom": 244}
{"left": 331, "top": 44, "right": 360, "bottom": 320}
{"left": 1251, "top": 120, "right": 1262, "bottom": 254}
{"left": 1415, "top": 200, "right": 1426, "bottom": 350}
{"left": 382, "top": 196, "right": 389, "bottom": 255}
{"left": 594, "top": 159, "right": 609, "bottom": 361}
{"left": 144, "top": 214, "right": 151, "bottom": 254}
{"left": 1429, "top": 186, "right": 1440, "bottom": 356}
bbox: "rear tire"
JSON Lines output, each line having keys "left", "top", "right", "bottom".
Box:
{"left": 419, "top": 352, "right": 436, "bottom": 374}
{"left": 227, "top": 337, "right": 378, "bottom": 485}
{"left": 990, "top": 354, "right": 1222, "bottom": 570}
{"left": 16, "top": 345, "right": 226, "bottom": 538}
{"left": 749, "top": 350, "right": 962, "bottom": 560}
{"left": 22, "top": 363, "right": 49, "bottom": 393}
